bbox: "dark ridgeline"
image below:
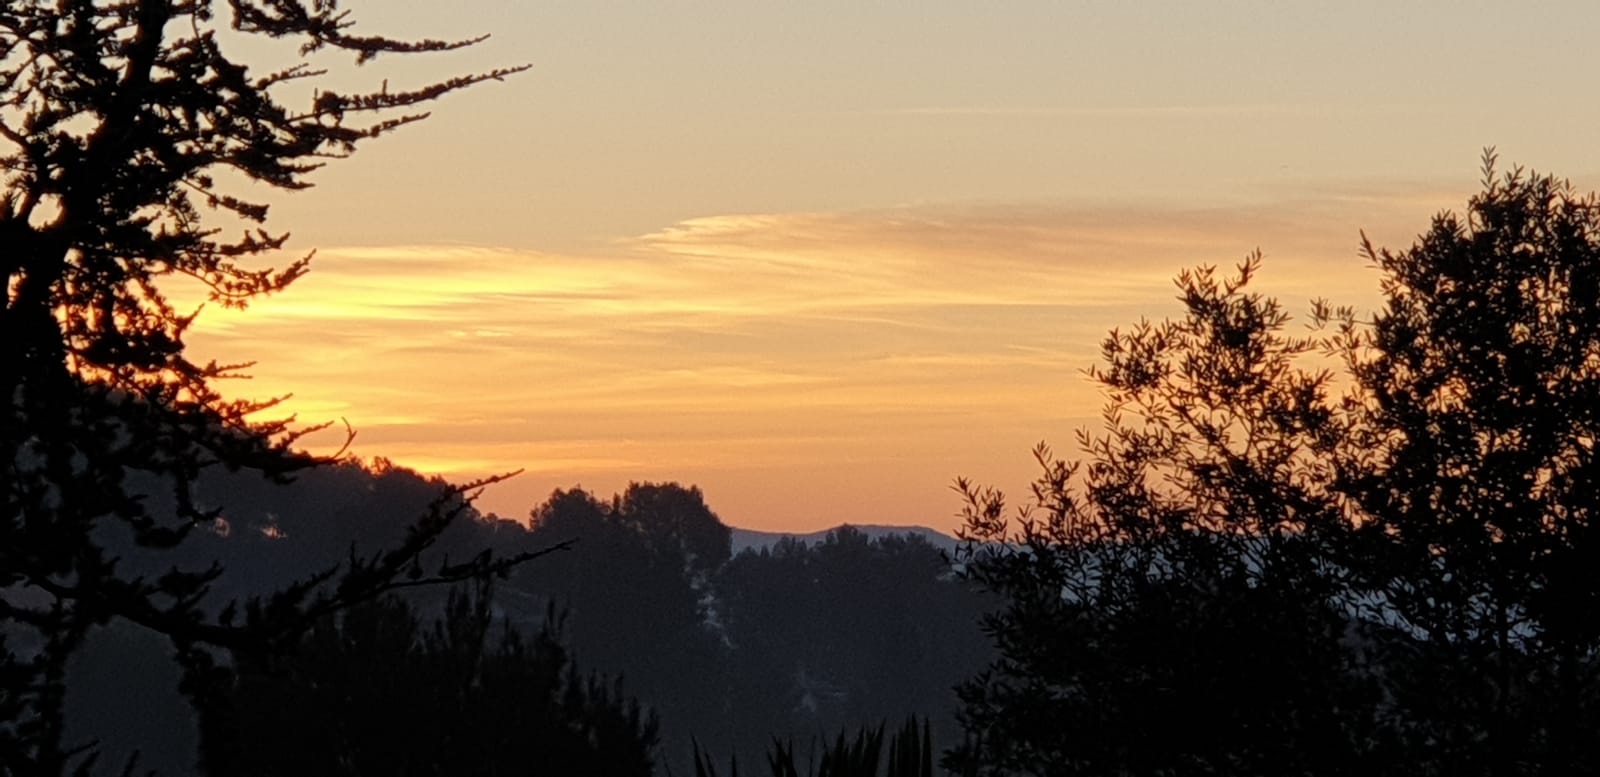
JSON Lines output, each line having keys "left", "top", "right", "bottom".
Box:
{"left": 59, "top": 466, "right": 996, "bottom": 775}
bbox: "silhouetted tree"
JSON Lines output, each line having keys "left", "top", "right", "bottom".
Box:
{"left": 519, "top": 485, "right": 730, "bottom": 774}
{"left": 188, "top": 580, "right": 658, "bottom": 776}
{"left": 1326, "top": 152, "right": 1600, "bottom": 774}
{"left": 176, "top": 458, "right": 531, "bottom": 607}
{"left": 516, "top": 491, "right": 992, "bottom": 775}
{"left": 0, "top": 2, "right": 532, "bottom": 771}
{"left": 717, "top": 528, "right": 992, "bottom": 771}
{"left": 693, "top": 718, "right": 937, "bottom": 777}
{"left": 615, "top": 482, "right": 733, "bottom": 577}
{"left": 951, "top": 153, "right": 1600, "bottom": 776}
{"left": 47, "top": 459, "right": 545, "bottom": 776}
{"left": 521, "top": 485, "right": 722, "bottom": 672}
{"left": 950, "top": 254, "right": 1378, "bottom": 777}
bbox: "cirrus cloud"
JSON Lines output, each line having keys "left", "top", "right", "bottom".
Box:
{"left": 181, "top": 188, "right": 1445, "bottom": 530}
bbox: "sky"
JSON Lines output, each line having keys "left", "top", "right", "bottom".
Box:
{"left": 182, "top": 1, "right": 1600, "bottom": 533}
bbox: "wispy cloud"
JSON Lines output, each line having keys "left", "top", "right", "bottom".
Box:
{"left": 184, "top": 188, "right": 1452, "bottom": 529}
{"left": 866, "top": 103, "right": 1434, "bottom": 119}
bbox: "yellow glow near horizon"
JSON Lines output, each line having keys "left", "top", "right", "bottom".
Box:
{"left": 183, "top": 192, "right": 1444, "bottom": 532}
{"left": 166, "top": 0, "right": 1600, "bottom": 533}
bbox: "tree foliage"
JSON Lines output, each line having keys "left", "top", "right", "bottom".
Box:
{"left": 511, "top": 488, "right": 992, "bottom": 777}
{"left": 0, "top": 1, "right": 532, "bottom": 771}
{"left": 952, "top": 153, "right": 1600, "bottom": 776}
{"left": 950, "top": 256, "right": 1376, "bottom": 777}
{"left": 692, "top": 718, "right": 937, "bottom": 777}
{"left": 519, "top": 483, "right": 732, "bottom": 773}
{"left": 188, "top": 581, "right": 659, "bottom": 777}
{"left": 1330, "top": 153, "right": 1600, "bottom": 772}
{"left": 718, "top": 526, "right": 990, "bottom": 756}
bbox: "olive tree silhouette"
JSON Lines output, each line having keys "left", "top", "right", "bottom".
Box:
{"left": 950, "top": 255, "right": 1376, "bottom": 777}
{"left": 950, "top": 153, "right": 1600, "bottom": 775}
{"left": 0, "top": 2, "right": 543, "bottom": 772}
{"left": 1326, "top": 152, "right": 1600, "bottom": 774}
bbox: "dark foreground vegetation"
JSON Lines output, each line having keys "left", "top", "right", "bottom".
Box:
{"left": 948, "top": 154, "right": 1600, "bottom": 777}
{"left": 6, "top": 0, "right": 1600, "bottom": 774}
{"left": 103, "top": 471, "right": 993, "bottom": 776}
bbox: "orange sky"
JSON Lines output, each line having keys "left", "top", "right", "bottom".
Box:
{"left": 182, "top": 2, "right": 1600, "bottom": 532}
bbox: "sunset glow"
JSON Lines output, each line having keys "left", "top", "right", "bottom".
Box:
{"left": 183, "top": 1, "right": 1600, "bottom": 531}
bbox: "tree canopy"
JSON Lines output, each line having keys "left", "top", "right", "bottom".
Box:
{"left": 0, "top": 2, "right": 532, "bottom": 771}
{"left": 952, "top": 153, "right": 1600, "bottom": 776}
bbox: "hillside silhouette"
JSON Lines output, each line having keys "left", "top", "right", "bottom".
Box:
{"left": 60, "top": 461, "right": 993, "bottom": 775}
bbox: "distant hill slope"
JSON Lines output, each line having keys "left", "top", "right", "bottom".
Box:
{"left": 730, "top": 524, "right": 959, "bottom": 556}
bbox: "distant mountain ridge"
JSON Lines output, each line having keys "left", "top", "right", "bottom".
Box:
{"left": 730, "top": 524, "right": 959, "bottom": 556}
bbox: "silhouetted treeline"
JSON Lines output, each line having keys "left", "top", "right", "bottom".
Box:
{"left": 55, "top": 461, "right": 540, "bottom": 776}
{"left": 60, "top": 465, "right": 994, "bottom": 775}
{"left": 509, "top": 485, "right": 994, "bottom": 776}
{"left": 188, "top": 581, "right": 658, "bottom": 777}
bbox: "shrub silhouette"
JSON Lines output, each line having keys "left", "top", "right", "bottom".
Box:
{"left": 691, "top": 718, "right": 936, "bottom": 777}
{"left": 189, "top": 581, "right": 658, "bottom": 777}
